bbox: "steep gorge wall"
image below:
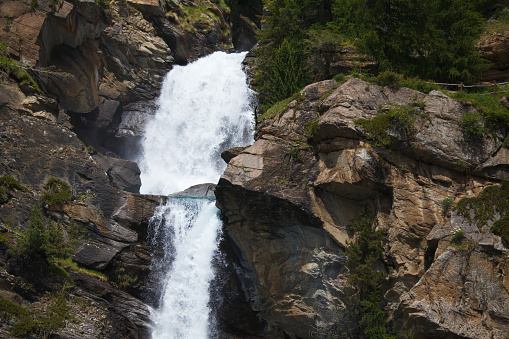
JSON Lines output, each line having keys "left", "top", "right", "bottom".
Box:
{"left": 0, "top": 0, "right": 256, "bottom": 338}
{"left": 215, "top": 78, "right": 509, "bottom": 338}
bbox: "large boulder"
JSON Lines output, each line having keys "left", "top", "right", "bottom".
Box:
{"left": 93, "top": 155, "right": 142, "bottom": 194}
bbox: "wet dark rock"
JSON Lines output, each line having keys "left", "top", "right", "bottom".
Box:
{"left": 93, "top": 155, "right": 142, "bottom": 194}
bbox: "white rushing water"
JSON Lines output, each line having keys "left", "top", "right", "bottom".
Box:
{"left": 139, "top": 52, "right": 254, "bottom": 195}
{"left": 140, "top": 52, "right": 254, "bottom": 339}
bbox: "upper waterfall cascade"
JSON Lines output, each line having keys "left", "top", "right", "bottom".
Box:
{"left": 140, "top": 51, "right": 254, "bottom": 339}
{"left": 138, "top": 52, "right": 254, "bottom": 195}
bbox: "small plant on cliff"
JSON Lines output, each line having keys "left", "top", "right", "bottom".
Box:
{"left": 3, "top": 14, "right": 12, "bottom": 32}
{"left": 0, "top": 176, "right": 29, "bottom": 193}
{"left": 304, "top": 117, "right": 320, "bottom": 139}
{"left": 0, "top": 176, "right": 30, "bottom": 204}
{"left": 459, "top": 111, "right": 486, "bottom": 141}
{"left": 9, "top": 204, "right": 84, "bottom": 259}
{"left": 211, "top": 0, "right": 229, "bottom": 12}
{"left": 110, "top": 262, "right": 138, "bottom": 290}
{"left": 452, "top": 89, "right": 509, "bottom": 141}
{"left": 503, "top": 136, "right": 509, "bottom": 149}
{"left": 29, "top": 0, "right": 38, "bottom": 11}
{"left": 451, "top": 226, "right": 465, "bottom": 244}
{"left": 41, "top": 177, "right": 72, "bottom": 206}
{"left": 0, "top": 41, "right": 39, "bottom": 89}
{"left": 441, "top": 197, "right": 454, "bottom": 217}
{"left": 344, "top": 210, "right": 394, "bottom": 338}
{"left": 94, "top": 0, "right": 111, "bottom": 9}
{"left": 258, "top": 92, "right": 305, "bottom": 121}
{"left": 53, "top": 257, "right": 107, "bottom": 282}
{"left": 9, "top": 204, "right": 49, "bottom": 257}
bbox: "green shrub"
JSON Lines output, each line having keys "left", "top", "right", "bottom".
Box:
{"left": 375, "top": 70, "right": 405, "bottom": 88}
{"left": 345, "top": 210, "right": 394, "bottom": 338}
{"left": 459, "top": 111, "right": 486, "bottom": 141}
{"left": 374, "top": 71, "right": 442, "bottom": 93}
{"left": 0, "top": 176, "right": 30, "bottom": 204}
{"left": 492, "top": 215, "right": 509, "bottom": 247}
{"left": 9, "top": 204, "right": 85, "bottom": 258}
{"left": 334, "top": 73, "right": 346, "bottom": 82}
{"left": 41, "top": 177, "right": 72, "bottom": 206}
{"left": 0, "top": 41, "right": 39, "bottom": 89}
{"left": 10, "top": 204, "right": 48, "bottom": 256}
{"left": 0, "top": 295, "right": 29, "bottom": 322}
{"left": 451, "top": 89, "right": 509, "bottom": 138}
{"left": 441, "top": 197, "right": 454, "bottom": 216}
{"left": 3, "top": 14, "right": 12, "bottom": 32}
{"left": 402, "top": 77, "right": 441, "bottom": 93}
{"left": 9, "top": 292, "right": 72, "bottom": 337}
{"left": 355, "top": 114, "right": 392, "bottom": 147}
{"left": 451, "top": 226, "right": 465, "bottom": 244}
{"left": 304, "top": 117, "right": 320, "bottom": 139}
{"left": 0, "top": 176, "right": 29, "bottom": 192}
{"left": 111, "top": 263, "right": 138, "bottom": 290}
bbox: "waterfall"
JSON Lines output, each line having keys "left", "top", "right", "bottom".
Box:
{"left": 139, "top": 52, "right": 254, "bottom": 339}
{"left": 139, "top": 52, "right": 254, "bottom": 195}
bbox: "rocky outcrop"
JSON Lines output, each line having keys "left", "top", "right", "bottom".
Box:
{"left": 478, "top": 29, "right": 509, "bottom": 81}
{"left": 216, "top": 78, "right": 509, "bottom": 338}
{"left": 93, "top": 155, "right": 142, "bottom": 193}
{"left": 0, "top": 70, "right": 165, "bottom": 337}
{"left": 169, "top": 183, "right": 216, "bottom": 198}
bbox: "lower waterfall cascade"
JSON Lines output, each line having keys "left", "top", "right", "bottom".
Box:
{"left": 139, "top": 51, "right": 254, "bottom": 339}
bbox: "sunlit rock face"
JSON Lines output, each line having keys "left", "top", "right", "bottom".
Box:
{"left": 216, "top": 78, "right": 509, "bottom": 339}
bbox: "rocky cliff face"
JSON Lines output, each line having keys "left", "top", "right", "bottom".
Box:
{"left": 0, "top": 0, "right": 248, "bottom": 338}
{"left": 0, "top": 76, "right": 164, "bottom": 337}
{"left": 215, "top": 78, "right": 509, "bottom": 338}
{"left": 0, "top": 0, "right": 245, "bottom": 160}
